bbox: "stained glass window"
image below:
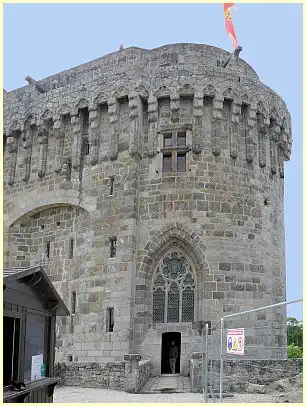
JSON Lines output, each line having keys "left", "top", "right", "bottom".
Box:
{"left": 167, "top": 283, "right": 179, "bottom": 322}
{"left": 182, "top": 287, "right": 194, "bottom": 322}
{"left": 153, "top": 288, "right": 165, "bottom": 322}
{"left": 152, "top": 251, "right": 195, "bottom": 323}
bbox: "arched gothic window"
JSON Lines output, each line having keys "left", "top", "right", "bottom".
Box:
{"left": 152, "top": 251, "right": 195, "bottom": 323}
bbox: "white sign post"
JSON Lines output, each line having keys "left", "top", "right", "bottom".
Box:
{"left": 226, "top": 328, "right": 244, "bottom": 355}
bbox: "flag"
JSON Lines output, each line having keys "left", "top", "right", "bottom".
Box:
{"left": 224, "top": 3, "right": 239, "bottom": 49}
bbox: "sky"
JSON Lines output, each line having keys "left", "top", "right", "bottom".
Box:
{"left": 4, "top": 3, "right": 303, "bottom": 319}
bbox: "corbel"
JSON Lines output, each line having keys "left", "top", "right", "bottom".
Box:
{"left": 128, "top": 91, "right": 142, "bottom": 158}
{"left": 7, "top": 131, "right": 18, "bottom": 186}
{"left": 170, "top": 90, "right": 180, "bottom": 123}
{"left": 147, "top": 95, "right": 158, "bottom": 157}
{"left": 192, "top": 91, "right": 203, "bottom": 154}
{"left": 211, "top": 95, "right": 224, "bottom": 156}
{"left": 88, "top": 107, "right": 100, "bottom": 165}
{"left": 257, "top": 114, "right": 268, "bottom": 168}
{"left": 244, "top": 102, "right": 257, "bottom": 164}
{"left": 53, "top": 114, "right": 65, "bottom": 173}
{"left": 108, "top": 97, "right": 118, "bottom": 161}
{"left": 37, "top": 119, "right": 49, "bottom": 178}
{"left": 269, "top": 121, "right": 281, "bottom": 175}
{"left": 71, "top": 113, "right": 81, "bottom": 169}
{"left": 230, "top": 100, "right": 240, "bottom": 159}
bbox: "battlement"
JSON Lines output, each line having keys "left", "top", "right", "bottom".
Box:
{"left": 4, "top": 43, "right": 292, "bottom": 189}
{"left": 5, "top": 43, "right": 259, "bottom": 96}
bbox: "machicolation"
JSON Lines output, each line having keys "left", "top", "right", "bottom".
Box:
{"left": 4, "top": 43, "right": 292, "bottom": 376}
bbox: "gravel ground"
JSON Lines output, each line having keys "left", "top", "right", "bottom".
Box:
{"left": 54, "top": 386, "right": 303, "bottom": 403}
{"left": 53, "top": 386, "right": 205, "bottom": 403}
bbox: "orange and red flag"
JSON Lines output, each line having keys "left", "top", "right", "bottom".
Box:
{"left": 224, "top": 3, "right": 239, "bottom": 49}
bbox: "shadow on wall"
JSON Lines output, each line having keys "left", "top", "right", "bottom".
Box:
{"left": 7, "top": 203, "right": 92, "bottom": 282}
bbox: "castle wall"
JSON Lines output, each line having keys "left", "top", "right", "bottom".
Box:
{"left": 4, "top": 44, "right": 292, "bottom": 371}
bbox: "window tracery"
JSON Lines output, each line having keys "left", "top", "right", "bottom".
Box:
{"left": 152, "top": 251, "right": 195, "bottom": 323}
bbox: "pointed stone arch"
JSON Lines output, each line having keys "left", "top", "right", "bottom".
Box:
{"left": 134, "top": 84, "right": 149, "bottom": 99}
{"left": 94, "top": 91, "right": 108, "bottom": 106}
{"left": 9, "top": 119, "right": 21, "bottom": 132}
{"left": 75, "top": 98, "right": 89, "bottom": 111}
{"left": 137, "top": 223, "right": 209, "bottom": 284}
{"left": 178, "top": 83, "right": 195, "bottom": 97}
{"left": 203, "top": 84, "right": 217, "bottom": 97}
{"left": 155, "top": 86, "right": 171, "bottom": 99}
{"left": 112, "top": 86, "right": 129, "bottom": 99}
{"left": 41, "top": 108, "right": 53, "bottom": 120}
{"left": 241, "top": 92, "right": 251, "bottom": 105}
{"left": 24, "top": 114, "right": 37, "bottom": 126}
{"left": 223, "top": 87, "right": 235, "bottom": 99}
{"left": 133, "top": 224, "right": 210, "bottom": 352}
{"left": 57, "top": 103, "right": 71, "bottom": 116}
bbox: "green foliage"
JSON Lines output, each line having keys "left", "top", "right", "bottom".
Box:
{"left": 287, "top": 317, "right": 303, "bottom": 347}
{"left": 287, "top": 318, "right": 303, "bottom": 358}
{"left": 287, "top": 343, "right": 303, "bottom": 358}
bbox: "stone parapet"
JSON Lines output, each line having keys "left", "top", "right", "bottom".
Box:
{"left": 190, "top": 358, "right": 303, "bottom": 393}
{"left": 55, "top": 356, "right": 152, "bottom": 393}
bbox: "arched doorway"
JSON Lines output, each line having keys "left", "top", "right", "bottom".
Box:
{"left": 161, "top": 332, "right": 181, "bottom": 374}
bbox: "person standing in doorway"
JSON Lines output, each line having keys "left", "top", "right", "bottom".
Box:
{"left": 169, "top": 340, "right": 178, "bottom": 374}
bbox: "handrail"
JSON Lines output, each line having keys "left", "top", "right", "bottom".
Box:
{"left": 3, "top": 377, "right": 60, "bottom": 402}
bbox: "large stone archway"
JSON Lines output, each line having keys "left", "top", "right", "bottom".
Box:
{"left": 5, "top": 203, "right": 92, "bottom": 281}
{"left": 4, "top": 188, "right": 94, "bottom": 229}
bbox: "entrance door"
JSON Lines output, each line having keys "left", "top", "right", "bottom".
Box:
{"left": 161, "top": 332, "right": 181, "bottom": 374}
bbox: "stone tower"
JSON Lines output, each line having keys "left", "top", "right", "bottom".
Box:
{"left": 4, "top": 44, "right": 292, "bottom": 375}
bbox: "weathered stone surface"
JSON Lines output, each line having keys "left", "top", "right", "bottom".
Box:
{"left": 54, "top": 358, "right": 152, "bottom": 393}
{"left": 246, "top": 383, "right": 266, "bottom": 394}
{"left": 190, "top": 359, "right": 302, "bottom": 393}
{"left": 4, "top": 43, "right": 291, "bottom": 376}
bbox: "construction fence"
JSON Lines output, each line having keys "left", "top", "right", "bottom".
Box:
{"left": 198, "top": 298, "right": 303, "bottom": 403}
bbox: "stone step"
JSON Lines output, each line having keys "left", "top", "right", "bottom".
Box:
{"left": 140, "top": 375, "right": 192, "bottom": 394}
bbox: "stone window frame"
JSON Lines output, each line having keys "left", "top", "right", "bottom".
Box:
{"left": 71, "top": 291, "right": 76, "bottom": 315}
{"left": 69, "top": 238, "right": 74, "bottom": 259}
{"left": 109, "top": 176, "right": 115, "bottom": 196}
{"left": 45, "top": 241, "right": 51, "bottom": 259}
{"left": 109, "top": 237, "right": 117, "bottom": 258}
{"left": 152, "top": 248, "right": 197, "bottom": 324}
{"left": 106, "top": 307, "right": 114, "bottom": 333}
{"left": 156, "top": 125, "right": 192, "bottom": 176}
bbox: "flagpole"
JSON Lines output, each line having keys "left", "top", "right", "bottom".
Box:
{"left": 222, "top": 45, "right": 242, "bottom": 68}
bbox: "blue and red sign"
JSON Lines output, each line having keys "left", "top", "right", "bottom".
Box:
{"left": 226, "top": 328, "right": 244, "bottom": 355}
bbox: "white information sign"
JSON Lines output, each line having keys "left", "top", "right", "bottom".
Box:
{"left": 31, "top": 353, "right": 43, "bottom": 380}
{"left": 226, "top": 328, "right": 245, "bottom": 355}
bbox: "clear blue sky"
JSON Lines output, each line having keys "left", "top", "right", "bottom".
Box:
{"left": 4, "top": 4, "right": 302, "bottom": 319}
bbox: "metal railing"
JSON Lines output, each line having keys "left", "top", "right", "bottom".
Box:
{"left": 202, "top": 298, "right": 303, "bottom": 403}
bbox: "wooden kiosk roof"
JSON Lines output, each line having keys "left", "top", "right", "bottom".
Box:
{"left": 4, "top": 265, "right": 69, "bottom": 316}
